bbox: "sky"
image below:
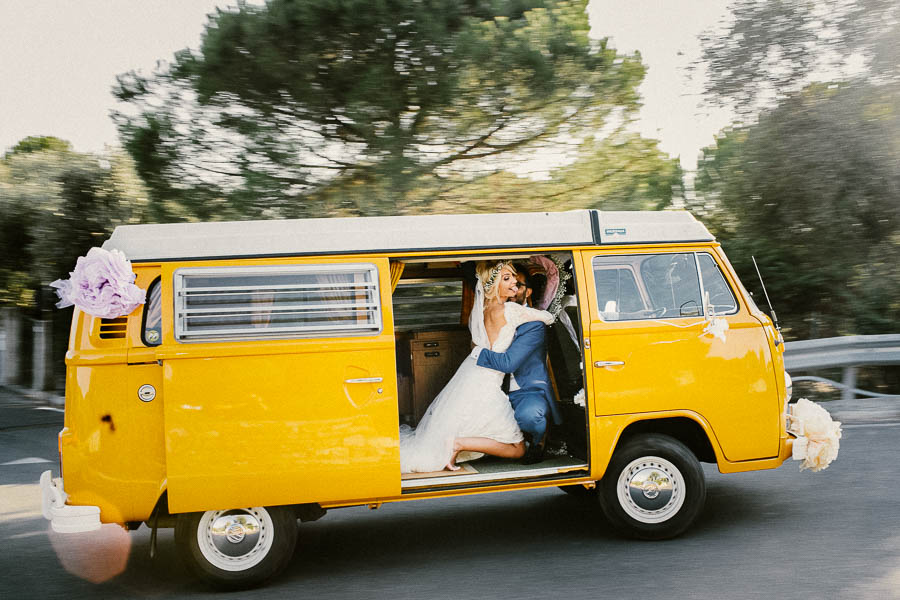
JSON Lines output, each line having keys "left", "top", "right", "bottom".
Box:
{"left": 0, "top": 0, "right": 733, "bottom": 172}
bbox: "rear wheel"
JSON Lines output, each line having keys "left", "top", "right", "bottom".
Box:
{"left": 175, "top": 506, "right": 297, "bottom": 590}
{"left": 597, "top": 434, "right": 706, "bottom": 540}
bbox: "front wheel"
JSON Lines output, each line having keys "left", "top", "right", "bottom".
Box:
{"left": 175, "top": 506, "right": 297, "bottom": 590}
{"left": 597, "top": 434, "right": 706, "bottom": 540}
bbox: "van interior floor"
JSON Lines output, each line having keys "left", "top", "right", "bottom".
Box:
{"left": 400, "top": 453, "right": 588, "bottom": 491}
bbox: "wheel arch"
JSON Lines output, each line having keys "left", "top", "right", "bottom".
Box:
{"left": 141, "top": 490, "right": 326, "bottom": 530}
{"left": 619, "top": 416, "right": 717, "bottom": 464}
{"left": 591, "top": 411, "right": 723, "bottom": 481}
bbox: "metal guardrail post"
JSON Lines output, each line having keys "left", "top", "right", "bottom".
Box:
{"left": 842, "top": 366, "right": 857, "bottom": 402}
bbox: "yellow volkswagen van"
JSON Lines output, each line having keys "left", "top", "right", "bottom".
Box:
{"left": 41, "top": 210, "right": 793, "bottom": 589}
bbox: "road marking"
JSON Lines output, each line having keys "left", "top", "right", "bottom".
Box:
{"left": 842, "top": 422, "right": 900, "bottom": 429}
{"left": 7, "top": 531, "right": 45, "bottom": 540}
{"left": 1, "top": 457, "right": 52, "bottom": 465}
{"left": 35, "top": 406, "right": 64, "bottom": 413}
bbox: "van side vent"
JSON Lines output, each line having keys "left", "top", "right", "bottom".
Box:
{"left": 173, "top": 263, "right": 383, "bottom": 342}
{"left": 99, "top": 317, "right": 128, "bottom": 339}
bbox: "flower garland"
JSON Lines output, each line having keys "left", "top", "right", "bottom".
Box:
{"left": 483, "top": 260, "right": 510, "bottom": 293}
{"left": 788, "top": 398, "right": 842, "bottom": 472}
{"left": 50, "top": 247, "right": 146, "bottom": 319}
{"left": 545, "top": 255, "right": 571, "bottom": 320}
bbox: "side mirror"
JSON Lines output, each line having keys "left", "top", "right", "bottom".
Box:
{"left": 601, "top": 300, "right": 618, "bottom": 321}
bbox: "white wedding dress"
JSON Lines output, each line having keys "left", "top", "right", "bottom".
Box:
{"left": 399, "top": 283, "right": 554, "bottom": 473}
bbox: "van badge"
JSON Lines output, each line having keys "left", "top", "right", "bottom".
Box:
{"left": 225, "top": 523, "right": 246, "bottom": 544}
{"left": 138, "top": 384, "right": 156, "bottom": 403}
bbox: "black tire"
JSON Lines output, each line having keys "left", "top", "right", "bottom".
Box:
{"left": 597, "top": 433, "right": 706, "bottom": 540}
{"left": 175, "top": 506, "right": 297, "bottom": 590}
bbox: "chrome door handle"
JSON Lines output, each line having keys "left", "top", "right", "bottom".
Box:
{"left": 594, "top": 361, "right": 624, "bottom": 368}
{"left": 344, "top": 377, "right": 384, "bottom": 384}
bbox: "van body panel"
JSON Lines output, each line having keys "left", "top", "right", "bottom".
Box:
{"left": 158, "top": 258, "right": 401, "bottom": 513}
{"left": 581, "top": 246, "right": 780, "bottom": 462}
{"left": 59, "top": 264, "right": 170, "bottom": 523}
{"left": 60, "top": 361, "right": 166, "bottom": 523}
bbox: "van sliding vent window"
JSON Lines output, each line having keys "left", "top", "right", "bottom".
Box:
{"left": 173, "top": 264, "right": 382, "bottom": 342}
{"left": 697, "top": 253, "right": 738, "bottom": 315}
{"left": 99, "top": 317, "right": 128, "bottom": 339}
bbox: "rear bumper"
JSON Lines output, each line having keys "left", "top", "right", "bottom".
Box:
{"left": 40, "top": 470, "right": 101, "bottom": 533}
{"left": 717, "top": 436, "right": 794, "bottom": 474}
{"left": 782, "top": 435, "right": 795, "bottom": 461}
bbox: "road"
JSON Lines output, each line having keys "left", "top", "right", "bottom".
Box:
{"left": 2, "top": 389, "right": 898, "bottom": 599}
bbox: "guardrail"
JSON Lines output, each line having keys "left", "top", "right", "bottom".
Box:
{"left": 785, "top": 334, "right": 900, "bottom": 401}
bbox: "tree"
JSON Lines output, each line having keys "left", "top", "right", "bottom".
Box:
{"left": 423, "top": 132, "right": 682, "bottom": 214}
{"left": 699, "top": 0, "right": 899, "bottom": 115}
{"left": 692, "top": 82, "right": 900, "bottom": 338}
{"left": 114, "top": 0, "right": 652, "bottom": 219}
{"left": 4, "top": 135, "right": 72, "bottom": 158}
{"left": 0, "top": 140, "right": 149, "bottom": 311}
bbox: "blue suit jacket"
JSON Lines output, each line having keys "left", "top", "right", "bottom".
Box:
{"left": 476, "top": 321, "right": 561, "bottom": 424}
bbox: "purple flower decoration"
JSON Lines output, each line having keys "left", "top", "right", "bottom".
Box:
{"left": 50, "top": 247, "right": 146, "bottom": 319}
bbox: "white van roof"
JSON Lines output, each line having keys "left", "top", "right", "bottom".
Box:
{"left": 103, "top": 210, "right": 713, "bottom": 261}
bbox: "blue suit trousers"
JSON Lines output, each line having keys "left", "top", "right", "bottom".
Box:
{"left": 508, "top": 389, "right": 550, "bottom": 443}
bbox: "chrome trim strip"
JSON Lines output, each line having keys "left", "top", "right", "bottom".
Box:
{"left": 400, "top": 463, "right": 589, "bottom": 490}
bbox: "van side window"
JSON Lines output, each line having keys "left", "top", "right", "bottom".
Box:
{"left": 594, "top": 268, "right": 643, "bottom": 316}
{"left": 141, "top": 278, "right": 163, "bottom": 346}
{"left": 393, "top": 279, "right": 463, "bottom": 330}
{"left": 697, "top": 253, "right": 738, "bottom": 315}
{"left": 173, "top": 263, "right": 381, "bottom": 342}
{"left": 592, "top": 253, "right": 703, "bottom": 320}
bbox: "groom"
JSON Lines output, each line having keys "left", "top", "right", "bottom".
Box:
{"left": 471, "top": 266, "right": 560, "bottom": 464}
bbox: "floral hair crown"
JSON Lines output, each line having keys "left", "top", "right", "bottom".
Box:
{"left": 483, "top": 261, "right": 510, "bottom": 293}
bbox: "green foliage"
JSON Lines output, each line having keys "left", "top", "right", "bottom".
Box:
{"left": 114, "top": 0, "right": 659, "bottom": 219}
{"left": 4, "top": 135, "right": 72, "bottom": 158}
{"left": 422, "top": 132, "right": 682, "bottom": 213}
{"left": 700, "top": 0, "right": 899, "bottom": 114}
{"left": 692, "top": 82, "right": 900, "bottom": 338}
{"left": 0, "top": 143, "right": 149, "bottom": 310}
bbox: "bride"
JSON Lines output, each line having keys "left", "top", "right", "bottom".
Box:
{"left": 399, "top": 260, "right": 554, "bottom": 473}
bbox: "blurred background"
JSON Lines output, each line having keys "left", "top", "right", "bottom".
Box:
{"left": 0, "top": 0, "right": 897, "bottom": 394}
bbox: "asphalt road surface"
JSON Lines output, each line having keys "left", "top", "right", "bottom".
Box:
{"left": 2, "top": 391, "right": 898, "bottom": 599}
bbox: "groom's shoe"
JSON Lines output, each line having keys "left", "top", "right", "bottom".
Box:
{"left": 520, "top": 445, "right": 544, "bottom": 465}
{"left": 521, "top": 429, "right": 548, "bottom": 465}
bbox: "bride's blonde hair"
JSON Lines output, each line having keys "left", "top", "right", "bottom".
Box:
{"left": 476, "top": 260, "right": 516, "bottom": 302}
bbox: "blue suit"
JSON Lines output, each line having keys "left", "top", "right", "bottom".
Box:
{"left": 476, "top": 321, "right": 560, "bottom": 443}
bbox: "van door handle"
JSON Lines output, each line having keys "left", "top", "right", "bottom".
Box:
{"left": 594, "top": 361, "right": 625, "bottom": 368}
{"left": 344, "top": 377, "right": 384, "bottom": 384}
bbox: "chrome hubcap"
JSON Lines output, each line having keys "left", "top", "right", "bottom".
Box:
{"left": 197, "top": 508, "right": 274, "bottom": 571}
{"left": 617, "top": 456, "right": 685, "bottom": 524}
